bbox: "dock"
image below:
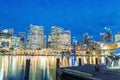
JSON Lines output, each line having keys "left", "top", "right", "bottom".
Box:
{"left": 56, "top": 64, "right": 120, "bottom": 80}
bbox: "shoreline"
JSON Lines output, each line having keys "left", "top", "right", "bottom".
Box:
{"left": 0, "top": 53, "right": 110, "bottom": 57}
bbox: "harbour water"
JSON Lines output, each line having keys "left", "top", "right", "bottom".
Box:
{"left": 0, "top": 55, "right": 106, "bottom": 80}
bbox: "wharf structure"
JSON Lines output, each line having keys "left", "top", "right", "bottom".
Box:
{"left": 56, "top": 64, "right": 120, "bottom": 80}
{"left": 56, "top": 46, "right": 120, "bottom": 80}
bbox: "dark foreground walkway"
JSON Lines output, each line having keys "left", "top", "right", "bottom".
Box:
{"left": 56, "top": 64, "right": 120, "bottom": 80}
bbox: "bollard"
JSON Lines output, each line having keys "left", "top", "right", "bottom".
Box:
{"left": 105, "top": 56, "right": 108, "bottom": 65}
{"left": 24, "top": 56, "right": 30, "bottom": 80}
{"left": 56, "top": 58, "right": 60, "bottom": 68}
{"left": 78, "top": 57, "right": 82, "bottom": 66}
{"left": 95, "top": 56, "right": 98, "bottom": 65}
{"left": 56, "top": 57, "right": 60, "bottom": 80}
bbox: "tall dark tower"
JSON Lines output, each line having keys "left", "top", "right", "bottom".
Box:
{"left": 82, "top": 33, "right": 89, "bottom": 44}
{"left": 104, "top": 27, "right": 113, "bottom": 42}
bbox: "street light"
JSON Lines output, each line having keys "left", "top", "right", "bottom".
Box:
{"left": 72, "top": 37, "right": 76, "bottom": 55}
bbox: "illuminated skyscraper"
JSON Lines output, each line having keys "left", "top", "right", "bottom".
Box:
{"left": 115, "top": 32, "right": 120, "bottom": 42}
{"left": 18, "top": 32, "right": 26, "bottom": 43}
{"left": 100, "top": 27, "right": 113, "bottom": 43}
{"left": 1, "top": 29, "right": 14, "bottom": 35}
{"left": 100, "top": 32, "right": 107, "bottom": 43}
{"left": 27, "top": 24, "right": 46, "bottom": 49}
{"left": 59, "top": 30, "right": 71, "bottom": 49}
{"left": 48, "top": 26, "right": 71, "bottom": 50}
{"left": 82, "top": 33, "right": 89, "bottom": 44}
{"left": 0, "top": 29, "right": 13, "bottom": 49}
{"left": 86, "top": 36, "right": 95, "bottom": 46}
{"left": 82, "top": 33, "right": 95, "bottom": 50}
{"left": 18, "top": 32, "right": 26, "bottom": 49}
{"left": 104, "top": 27, "right": 113, "bottom": 42}
{"left": 11, "top": 36, "right": 21, "bottom": 49}
{"left": 48, "top": 26, "right": 63, "bottom": 49}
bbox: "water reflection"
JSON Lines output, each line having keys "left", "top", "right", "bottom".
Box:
{"left": 0, "top": 55, "right": 104, "bottom": 80}
{"left": 71, "top": 56, "right": 77, "bottom": 66}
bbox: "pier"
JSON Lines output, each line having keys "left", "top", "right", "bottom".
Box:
{"left": 56, "top": 64, "right": 120, "bottom": 80}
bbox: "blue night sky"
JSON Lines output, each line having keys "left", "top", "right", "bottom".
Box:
{"left": 0, "top": 0, "right": 120, "bottom": 41}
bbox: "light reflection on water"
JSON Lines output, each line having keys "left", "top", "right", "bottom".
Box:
{"left": 0, "top": 56, "right": 103, "bottom": 80}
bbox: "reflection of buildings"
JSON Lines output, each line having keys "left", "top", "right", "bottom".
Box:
{"left": 27, "top": 24, "right": 46, "bottom": 50}
{"left": 48, "top": 26, "right": 71, "bottom": 50}
{"left": 0, "top": 56, "right": 114, "bottom": 80}
{"left": 29, "top": 56, "right": 56, "bottom": 80}
{"left": 0, "top": 56, "right": 28, "bottom": 80}
{"left": 115, "top": 32, "right": 120, "bottom": 42}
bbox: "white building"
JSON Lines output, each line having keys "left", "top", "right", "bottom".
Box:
{"left": 115, "top": 32, "right": 120, "bottom": 42}
{"left": 11, "top": 36, "right": 21, "bottom": 49}
{"left": 0, "top": 30, "right": 12, "bottom": 51}
{"left": 27, "top": 24, "right": 46, "bottom": 50}
{"left": 48, "top": 26, "right": 71, "bottom": 50}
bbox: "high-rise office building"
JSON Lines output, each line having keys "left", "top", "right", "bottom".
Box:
{"left": 86, "top": 36, "right": 94, "bottom": 45}
{"left": 18, "top": 32, "right": 26, "bottom": 49}
{"left": 11, "top": 36, "right": 21, "bottom": 49}
{"left": 104, "top": 27, "right": 113, "bottom": 42}
{"left": 48, "top": 26, "right": 63, "bottom": 49}
{"left": 1, "top": 29, "right": 14, "bottom": 35}
{"left": 59, "top": 30, "right": 71, "bottom": 49}
{"left": 82, "top": 33, "right": 89, "bottom": 44}
{"left": 115, "top": 32, "right": 120, "bottom": 42}
{"left": 100, "top": 32, "right": 107, "bottom": 42}
{"left": 27, "top": 24, "right": 46, "bottom": 49}
{"left": 100, "top": 27, "right": 113, "bottom": 43}
{"left": 82, "top": 33, "right": 95, "bottom": 49}
{"left": 0, "top": 29, "right": 12, "bottom": 49}
{"left": 0, "top": 32, "right": 12, "bottom": 49}
{"left": 48, "top": 26, "right": 71, "bottom": 50}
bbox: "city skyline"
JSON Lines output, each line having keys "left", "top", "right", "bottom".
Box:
{"left": 0, "top": 0, "right": 120, "bottom": 40}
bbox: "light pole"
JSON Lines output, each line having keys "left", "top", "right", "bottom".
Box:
{"left": 73, "top": 37, "right": 76, "bottom": 55}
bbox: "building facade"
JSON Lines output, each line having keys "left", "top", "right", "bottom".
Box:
{"left": 100, "top": 33, "right": 106, "bottom": 43}
{"left": 59, "top": 30, "right": 71, "bottom": 49}
{"left": 115, "top": 32, "right": 120, "bottom": 42}
{"left": 27, "top": 24, "right": 46, "bottom": 50}
{"left": 18, "top": 32, "right": 26, "bottom": 49}
{"left": 0, "top": 32, "right": 12, "bottom": 50}
{"left": 100, "top": 27, "right": 113, "bottom": 43}
{"left": 0, "top": 29, "right": 13, "bottom": 51}
{"left": 82, "top": 33, "right": 89, "bottom": 44}
{"left": 104, "top": 27, "right": 113, "bottom": 42}
{"left": 48, "top": 26, "right": 71, "bottom": 50}
{"left": 11, "top": 36, "right": 21, "bottom": 50}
